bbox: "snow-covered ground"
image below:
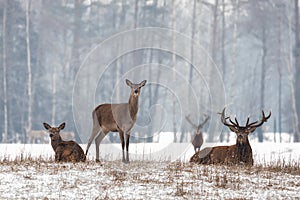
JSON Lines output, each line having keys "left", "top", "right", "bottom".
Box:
{"left": 0, "top": 141, "right": 299, "bottom": 199}
{"left": 0, "top": 143, "right": 300, "bottom": 199}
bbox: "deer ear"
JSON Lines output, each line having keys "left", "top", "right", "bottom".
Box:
{"left": 59, "top": 122, "right": 65, "bottom": 130}
{"left": 43, "top": 123, "right": 51, "bottom": 130}
{"left": 248, "top": 126, "right": 257, "bottom": 133}
{"left": 229, "top": 126, "right": 237, "bottom": 132}
{"left": 126, "top": 79, "right": 133, "bottom": 87}
{"left": 139, "top": 80, "right": 147, "bottom": 87}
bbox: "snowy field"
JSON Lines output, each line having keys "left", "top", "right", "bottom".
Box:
{"left": 0, "top": 142, "right": 299, "bottom": 199}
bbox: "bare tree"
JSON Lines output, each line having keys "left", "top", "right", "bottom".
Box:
{"left": 172, "top": 0, "right": 177, "bottom": 142}
{"left": 2, "top": 0, "right": 8, "bottom": 143}
{"left": 230, "top": 0, "right": 239, "bottom": 105}
{"left": 26, "top": 0, "right": 33, "bottom": 133}
{"left": 294, "top": 0, "right": 300, "bottom": 142}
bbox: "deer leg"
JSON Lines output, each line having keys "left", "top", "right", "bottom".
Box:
{"left": 85, "top": 123, "right": 101, "bottom": 156}
{"left": 95, "top": 131, "right": 105, "bottom": 162}
{"left": 125, "top": 132, "right": 130, "bottom": 163}
{"left": 118, "top": 131, "right": 126, "bottom": 162}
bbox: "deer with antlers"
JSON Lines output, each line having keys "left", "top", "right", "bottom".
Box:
{"left": 190, "top": 108, "right": 271, "bottom": 166}
{"left": 186, "top": 115, "right": 209, "bottom": 153}
{"left": 43, "top": 122, "right": 86, "bottom": 162}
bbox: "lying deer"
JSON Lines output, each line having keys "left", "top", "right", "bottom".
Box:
{"left": 43, "top": 122, "right": 86, "bottom": 162}
{"left": 186, "top": 115, "right": 209, "bottom": 153}
{"left": 85, "top": 79, "right": 147, "bottom": 163}
{"left": 190, "top": 108, "right": 271, "bottom": 166}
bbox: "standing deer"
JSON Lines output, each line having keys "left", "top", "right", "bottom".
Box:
{"left": 60, "top": 131, "right": 75, "bottom": 141}
{"left": 43, "top": 122, "right": 86, "bottom": 162}
{"left": 26, "top": 129, "right": 47, "bottom": 144}
{"left": 190, "top": 108, "right": 271, "bottom": 166}
{"left": 85, "top": 79, "right": 147, "bottom": 163}
{"left": 186, "top": 115, "right": 209, "bottom": 153}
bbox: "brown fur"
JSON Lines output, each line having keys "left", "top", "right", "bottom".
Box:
{"left": 85, "top": 79, "right": 147, "bottom": 163}
{"left": 186, "top": 115, "right": 209, "bottom": 153}
{"left": 43, "top": 122, "right": 86, "bottom": 162}
{"left": 190, "top": 108, "right": 271, "bottom": 166}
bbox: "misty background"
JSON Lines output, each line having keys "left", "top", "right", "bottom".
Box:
{"left": 1, "top": 0, "right": 300, "bottom": 144}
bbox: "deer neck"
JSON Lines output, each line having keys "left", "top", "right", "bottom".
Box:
{"left": 128, "top": 95, "right": 139, "bottom": 120}
{"left": 51, "top": 137, "right": 62, "bottom": 150}
{"left": 236, "top": 138, "right": 252, "bottom": 161}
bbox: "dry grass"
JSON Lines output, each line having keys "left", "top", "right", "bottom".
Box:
{"left": 0, "top": 154, "right": 299, "bottom": 199}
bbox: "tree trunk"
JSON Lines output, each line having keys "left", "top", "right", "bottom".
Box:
{"left": 230, "top": 0, "right": 239, "bottom": 105}
{"left": 172, "top": 0, "right": 177, "bottom": 142}
{"left": 2, "top": 0, "right": 8, "bottom": 143}
{"left": 257, "top": 26, "right": 267, "bottom": 143}
{"left": 26, "top": 0, "right": 32, "bottom": 133}
{"left": 211, "top": 0, "right": 219, "bottom": 62}
{"left": 277, "top": 11, "right": 282, "bottom": 143}
{"left": 286, "top": 4, "right": 299, "bottom": 142}
{"left": 221, "top": 0, "right": 226, "bottom": 79}
{"left": 70, "top": 0, "right": 82, "bottom": 80}
{"left": 294, "top": 0, "right": 300, "bottom": 142}
{"left": 51, "top": 65, "right": 56, "bottom": 125}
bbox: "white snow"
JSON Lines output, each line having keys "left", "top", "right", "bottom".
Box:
{"left": 0, "top": 140, "right": 299, "bottom": 199}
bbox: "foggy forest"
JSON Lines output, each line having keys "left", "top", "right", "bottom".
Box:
{"left": 1, "top": 0, "right": 300, "bottom": 144}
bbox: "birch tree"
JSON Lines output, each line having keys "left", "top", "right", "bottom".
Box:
{"left": 2, "top": 0, "right": 8, "bottom": 143}
{"left": 230, "top": 0, "right": 239, "bottom": 106}
{"left": 26, "top": 0, "right": 32, "bottom": 133}
{"left": 294, "top": 0, "right": 300, "bottom": 142}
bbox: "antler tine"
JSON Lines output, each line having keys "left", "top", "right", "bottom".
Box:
{"left": 247, "top": 120, "right": 258, "bottom": 126}
{"left": 248, "top": 110, "right": 272, "bottom": 128}
{"left": 229, "top": 118, "right": 236, "bottom": 126}
{"left": 235, "top": 117, "right": 239, "bottom": 126}
{"left": 185, "top": 115, "right": 198, "bottom": 129}
{"left": 200, "top": 116, "right": 210, "bottom": 127}
{"left": 221, "top": 107, "right": 236, "bottom": 127}
{"left": 245, "top": 116, "right": 250, "bottom": 126}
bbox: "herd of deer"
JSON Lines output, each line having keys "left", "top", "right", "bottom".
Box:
{"left": 38, "top": 79, "right": 271, "bottom": 166}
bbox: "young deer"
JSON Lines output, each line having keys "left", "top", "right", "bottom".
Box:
{"left": 186, "top": 115, "right": 209, "bottom": 153}
{"left": 43, "top": 122, "right": 86, "bottom": 162}
{"left": 190, "top": 108, "right": 271, "bottom": 166}
{"left": 85, "top": 79, "right": 147, "bottom": 163}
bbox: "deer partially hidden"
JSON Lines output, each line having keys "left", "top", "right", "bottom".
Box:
{"left": 43, "top": 122, "right": 86, "bottom": 162}
{"left": 190, "top": 108, "right": 271, "bottom": 166}
{"left": 186, "top": 115, "right": 209, "bottom": 153}
{"left": 85, "top": 79, "right": 147, "bottom": 163}
{"left": 26, "top": 129, "right": 47, "bottom": 144}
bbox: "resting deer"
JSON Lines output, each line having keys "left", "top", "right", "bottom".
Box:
{"left": 85, "top": 79, "right": 147, "bottom": 163}
{"left": 186, "top": 115, "right": 209, "bottom": 153}
{"left": 43, "top": 122, "right": 86, "bottom": 162}
{"left": 190, "top": 108, "right": 271, "bottom": 166}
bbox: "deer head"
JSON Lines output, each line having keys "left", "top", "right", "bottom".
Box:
{"left": 126, "top": 79, "right": 147, "bottom": 97}
{"left": 221, "top": 108, "right": 271, "bottom": 145}
{"left": 43, "top": 122, "right": 65, "bottom": 142}
{"left": 186, "top": 115, "right": 210, "bottom": 133}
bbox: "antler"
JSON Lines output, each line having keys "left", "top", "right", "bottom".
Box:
{"left": 246, "top": 110, "right": 271, "bottom": 128}
{"left": 220, "top": 107, "right": 239, "bottom": 129}
{"left": 185, "top": 115, "right": 198, "bottom": 129}
{"left": 186, "top": 115, "right": 210, "bottom": 130}
{"left": 199, "top": 116, "right": 210, "bottom": 128}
